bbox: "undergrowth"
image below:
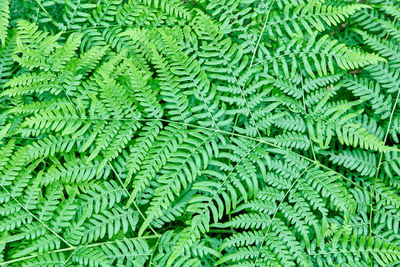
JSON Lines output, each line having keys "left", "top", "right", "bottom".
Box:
{"left": 1, "top": 0, "right": 400, "bottom": 266}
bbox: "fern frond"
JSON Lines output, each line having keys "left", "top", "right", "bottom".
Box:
{"left": 138, "top": 130, "right": 219, "bottom": 235}
{"left": 12, "top": 234, "right": 61, "bottom": 258}
{"left": 0, "top": 33, "right": 13, "bottom": 87}
{"left": 266, "top": 3, "right": 368, "bottom": 38}
{"left": 41, "top": 156, "right": 110, "bottom": 186}
{"left": 37, "top": 184, "right": 62, "bottom": 221}
{"left": 0, "top": 210, "right": 32, "bottom": 232}
{"left": 20, "top": 252, "right": 66, "bottom": 267}
{"left": 0, "top": 0, "right": 9, "bottom": 46}
{"left": 138, "top": 0, "right": 192, "bottom": 21}
{"left": 269, "top": 131, "right": 310, "bottom": 150}
{"left": 355, "top": 29, "right": 400, "bottom": 69}
{"left": 50, "top": 198, "right": 77, "bottom": 232}
{"left": 365, "top": 63, "right": 400, "bottom": 94}
{"left": 311, "top": 228, "right": 400, "bottom": 265}
{"left": 66, "top": 206, "right": 138, "bottom": 245}
{"left": 101, "top": 238, "right": 152, "bottom": 266}
{"left": 58, "top": 0, "right": 96, "bottom": 31}
{"left": 343, "top": 76, "right": 392, "bottom": 119}
{"left": 72, "top": 246, "right": 111, "bottom": 267}
{"left": 328, "top": 149, "right": 377, "bottom": 177}
{"left": 301, "top": 167, "right": 355, "bottom": 214}
{"left": 126, "top": 123, "right": 186, "bottom": 205}
{"left": 260, "top": 33, "right": 384, "bottom": 79}
{"left": 77, "top": 181, "right": 127, "bottom": 217}
{"left": 2, "top": 72, "right": 60, "bottom": 97}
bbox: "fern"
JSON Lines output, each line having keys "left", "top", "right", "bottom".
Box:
{"left": 1, "top": 0, "right": 400, "bottom": 266}
{"left": 0, "top": 0, "right": 9, "bottom": 46}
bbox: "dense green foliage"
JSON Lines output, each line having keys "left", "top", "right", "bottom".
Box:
{"left": 1, "top": 0, "right": 400, "bottom": 266}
